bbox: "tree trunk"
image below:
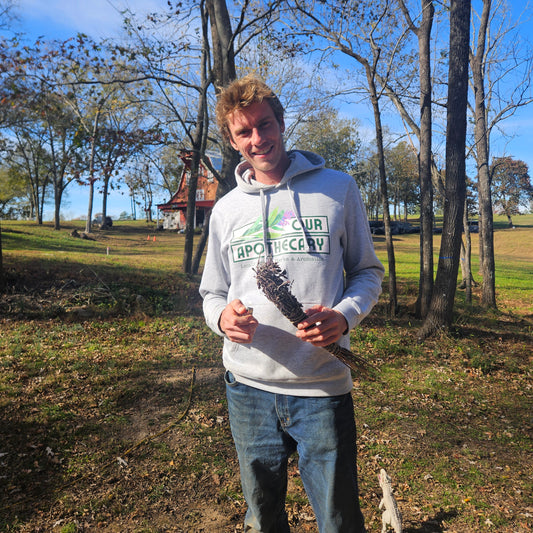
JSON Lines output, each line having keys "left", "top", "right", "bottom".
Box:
{"left": 207, "top": 0, "right": 235, "bottom": 87}
{"left": 183, "top": 148, "right": 202, "bottom": 274}
{"left": 0, "top": 222, "right": 4, "bottom": 292}
{"left": 53, "top": 187, "right": 62, "bottom": 231}
{"left": 471, "top": 0, "right": 497, "bottom": 308}
{"left": 190, "top": 0, "right": 239, "bottom": 275}
{"left": 366, "top": 65, "right": 398, "bottom": 316}
{"left": 102, "top": 175, "right": 109, "bottom": 226}
{"left": 86, "top": 179, "right": 95, "bottom": 232}
{"left": 192, "top": 210, "right": 211, "bottom": 275}
{"left": 415, "top": 0, "right": 435, "bottom": 318}
{"left": 208, "top": 0, "right": 240, "bottom": 197}
{"left": 419, "top": 0, "right": 471, "bottom": 339}
{"left": 207, "top": 0, "right": 239, "bottom": 199}
{"left": 49, "top": 127, "right": 62, "bottom": 231}
{"left": 85, "top": 111, "right": 101, "bottom": 234}
{"left": 460, "top": 201, "right": 473, "bottom": 304}
{"left": 131, "top": 193, "right": 137, "bottom": 220}
{"left": 38, "top": 191, "right": 44, "bottom": 224}
{"left": 183, "top": 1, "right": 209, "bottom": 274}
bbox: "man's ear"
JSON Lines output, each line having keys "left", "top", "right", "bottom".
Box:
{"left": 280, "top": 118, "right": 285, "bottom": 134}
{"left": 229, "top": 136, "right": 238, "bottom": 152}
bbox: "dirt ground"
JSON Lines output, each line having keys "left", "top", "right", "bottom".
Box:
{"left": 1, "top": 225, "right": 531, "bottom": 532}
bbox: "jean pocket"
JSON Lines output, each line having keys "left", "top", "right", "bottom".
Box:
{"left": 224, "top": 370, "right": 238, "bottom": 387}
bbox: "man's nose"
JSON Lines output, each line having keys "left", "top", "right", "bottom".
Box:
{"left": 251, "top": 128, "right": 263, "bottom": 145}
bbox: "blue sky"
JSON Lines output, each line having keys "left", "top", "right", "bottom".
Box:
{"left": 8, "top": 1, "right": 167, "bottom": 219}
{"left": 6, "top": 0, "right": 533, "bottom": 219}
{"left": 13, "top": 0, "right": 160, "bottom": 41}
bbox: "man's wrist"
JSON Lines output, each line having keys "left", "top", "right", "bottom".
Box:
{"left": 334, "top": 310, "right": 349, "bottom": 335}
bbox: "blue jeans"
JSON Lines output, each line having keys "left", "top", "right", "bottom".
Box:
{"left": 225, "top": 371, "right": 366, "bottom": 533}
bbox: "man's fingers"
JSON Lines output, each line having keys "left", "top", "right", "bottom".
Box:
{"left": 221, "top": 300, "right": 258, "bottom": 343}
{"left": 296, "top": 307, "right": 346, "bottom": 346}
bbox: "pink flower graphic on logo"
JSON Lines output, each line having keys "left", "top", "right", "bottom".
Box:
{"left": 279, "top": 210, "right": 295, "bottom": 227}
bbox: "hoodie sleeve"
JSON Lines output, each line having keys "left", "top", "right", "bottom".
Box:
{"left": 333, "top": 178, "right": 385, "bottom": 330}
{"left": 199, "top": 207, "right": 230, "bottom": 337}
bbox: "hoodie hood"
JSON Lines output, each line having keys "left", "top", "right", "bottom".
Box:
{"left": 234, "top": 150, "right": 326, "bottom": 259}
{"left": 235, "top": 150, "right": 326, "bottom": 193}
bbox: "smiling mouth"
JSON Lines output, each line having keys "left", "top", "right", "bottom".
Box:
{"left": 253, "top": 146, "right": 273, "bottom": 156}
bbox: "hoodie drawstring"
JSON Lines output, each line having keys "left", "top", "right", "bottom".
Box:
{"left": 287, "top": 182, "right": 312, "bottom": 253}
{"left": 259, "top": 183, "right": 311, "bottom": 261}
{"left": 260, "top": 189, "right": 271, "bottom": 262}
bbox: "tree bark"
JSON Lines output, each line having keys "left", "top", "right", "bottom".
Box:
{"left": 470, "top": 0, "right": 497, "bottom": 308}
{"left": 415, "top": 0, "right": 435, "bottom": 318}
{"left": 207, "top": 0, "right": 239, "bottom": 198}
{"left": 365, "top": 63, "right": 398, "bottom": 316}
{"left": 190, "top": 0, "right": 239, "bottom": 276}
{"left": 85, "top": 111, "right": 101, "bottom": 234}
{"left": 183, "top": 147, "right": 203, "bottom": 274}
{"left": 183, "top": 3, "right": 209, "bottom": 274}
{"left": 0, "top": 223, "right": 4, "bottom": 292}
{"left": 419, "top": 0, "right": 471, "bottom": 339}
{"left": 192, "top": 210, "right": 211, "bottom": 275}
{"left": 53, "top": 187, "right": 63, "bottom": 231}
{"left": 460, "top": 201, "right": 473, "bottom": 304}
{"left": 188, "top": 0, "right": 245, "bottom": 273}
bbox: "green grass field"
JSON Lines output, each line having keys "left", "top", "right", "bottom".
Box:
{"left": 0, "top": 216, "right": 531, "bottom": 532}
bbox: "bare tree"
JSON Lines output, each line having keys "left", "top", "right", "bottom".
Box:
{"left": 191, "top": 0, "right": 241, "bottom": 275}
{"left": 420, "top": 0, "right": 471, "bottom": 338}
{"left": 287, "top": 0, "right": 401, "bottom": 314}
{"left": 113, "top": 0, "right": 284, "bottom": 274}
{"left": 469, "top": 0, "right": 533, "bottom": 309}
{"left": 192, "top": 0, "right": 292, "bottom": 274}
{"left": 5, "top": 128, "right": 50, "bottom": 224}
{"left": 206, "top": 0, "right": 240, "bottom": 197}
{"left": 470, "top": 0, "right": 496, "bottom": 309}
{"left": 43, "top": 96, "right": 82, "bottom": 230}
{"left": 398, "top": 0, "right": 435, "bottom": 318}
{"left": 181, "top": 0, "right": 211, "bottom": 275}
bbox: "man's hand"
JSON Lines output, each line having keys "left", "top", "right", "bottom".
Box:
{"left": 295, "top": 305, "right": 348, "bottom": 347}
{"left": 219, "top": 299, "right": 258, "bottom": 343}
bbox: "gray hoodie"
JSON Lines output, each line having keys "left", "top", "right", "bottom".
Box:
{"left": 199, "top": 150, "right": 384, "bottom": 396}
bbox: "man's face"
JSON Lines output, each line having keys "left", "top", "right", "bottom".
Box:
{"left": 227, "top": 100, "right": 290, "bottom": 184}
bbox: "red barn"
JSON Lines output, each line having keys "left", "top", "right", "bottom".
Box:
{"left": 157, "top": 151, "right": 218, "bottom": 230}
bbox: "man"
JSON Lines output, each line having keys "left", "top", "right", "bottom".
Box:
{"left": 199, "top": 75, "right": 384, "bottom": 533}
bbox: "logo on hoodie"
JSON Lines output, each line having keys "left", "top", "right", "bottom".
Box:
{"left": 230, "top": 208, "right": 330, "bottom": 262}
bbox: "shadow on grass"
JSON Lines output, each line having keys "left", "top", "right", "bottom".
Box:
{"left": 0, "top": 255, "right": 203, "bottom": 320}
{"left": 0, "top": 417, "right": 65, "bottom": 528}
{"left": 0, "top": 363, "right": 227, "bottom": 530}
{"left": 404, "top": 508, "right": 459, "bottom": 532}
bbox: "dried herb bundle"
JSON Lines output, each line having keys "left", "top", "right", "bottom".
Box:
{"left": 254, "top": 259, "right": 377, "bottom": 375}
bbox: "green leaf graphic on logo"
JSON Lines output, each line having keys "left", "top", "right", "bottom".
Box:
{"left": 267, "top": 208, "right": 284, "bottom": 230}
{"left": 241, "top": 207, "right": 287, "bottom": 239}
{"left": 241, "top": 217, "right": 263, "bottom": 238}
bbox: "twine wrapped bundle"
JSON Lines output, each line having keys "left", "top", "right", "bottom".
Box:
{"left": 254, "top": 259, "right": 376, "bottom": 375}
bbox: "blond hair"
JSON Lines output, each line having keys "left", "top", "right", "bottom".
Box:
{"left": 215, "top": 75, "right": 285, "bottom": 142}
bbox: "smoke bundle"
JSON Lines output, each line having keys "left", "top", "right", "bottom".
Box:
{"left": 254, "top": 259, "right": 377, "bottom": 376}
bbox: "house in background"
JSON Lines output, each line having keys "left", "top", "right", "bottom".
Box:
{"left": 157, "top": 151, "right": 219, "bottom": 230}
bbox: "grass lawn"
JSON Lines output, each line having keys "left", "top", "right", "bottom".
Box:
{"left": 0, "top": 216, "right": 531, "bottom": 532}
